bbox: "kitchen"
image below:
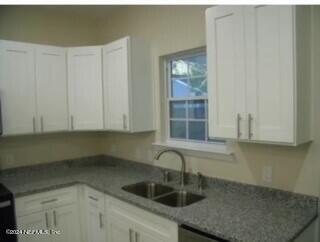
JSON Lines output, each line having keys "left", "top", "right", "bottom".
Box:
{"left": 0, "top": 3, "right": 319, "bottom": 242}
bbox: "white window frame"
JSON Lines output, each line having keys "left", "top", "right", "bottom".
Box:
{"left": 153, "top": 48, "right": 233, "bottom": 161}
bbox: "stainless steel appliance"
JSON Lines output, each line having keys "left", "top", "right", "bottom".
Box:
{"left": 179, "top": 225, "right": 228, "bottom": 242}
{"left": 0, "top": 183, "right": 17, "bottom": 242}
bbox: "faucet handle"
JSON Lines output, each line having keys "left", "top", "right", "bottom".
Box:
{"left": 162, "top": 170, "right": 170, "bottom": 184}
{"left": 197, "top": 172, "right": 204, "bottom": 193}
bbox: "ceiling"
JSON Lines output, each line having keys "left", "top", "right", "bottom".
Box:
{"left": 36, "top": 5, "right": 121, "bottom": 19}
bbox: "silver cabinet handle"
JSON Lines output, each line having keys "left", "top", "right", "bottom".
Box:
{"left": 129, "top": 229, "right": 133, "bottom": 242}
{"left": 45, "top": 212, "right": 49, "bottom": 228}
{"left": 41, "top": 198, "right": 58, "bottom": 205}
{"left": 123, "top": 114, "right": 127, "bottom": 130}
{"left": 40, "top": 116, "right": 44, "bottom": 132}
{"left": 88, "top": 195, "right": 98, "bottom": 202}
{"left": 32, "top": 117, "right": 36, "bottom": 133}
{"left": 53, "top": 210, "right": 57, "bottom": 227}
{"left": 237, "top": 113, "right": 242, "bottom": 138}
{"left": 99, "top": 213, "right": 103, "bottom": 228}
{"left": 135, "top": 231, "right": 139, "bottom": 242}
{"left": 248, "top": 113, "right": 253, "bottom": 139}
{"left": 70, "top": 115, "right": 74, "bottom": 130}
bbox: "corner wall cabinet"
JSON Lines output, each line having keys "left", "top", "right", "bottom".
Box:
{"left": 206, "top": 6, "right": 312, "bottom": 145}
{"left": 0, "top": 37, "right": 154, "bottom": 136}
{"left": 102, "top": 37, "right": 154, "bottom": 132}
{"left": 67, "top": 46, "right": 104, "bottom": 131}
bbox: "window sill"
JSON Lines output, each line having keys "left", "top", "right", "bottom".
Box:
{"left": 152, "top": 140, "right": 234, "bottom": 161}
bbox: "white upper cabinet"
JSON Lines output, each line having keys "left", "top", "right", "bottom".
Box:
{"left": 0, "top": 40, "right": 37, "bottom": 135}
{"left": 67, "top": 46, "right": 104, "bottom": 131}
{"left": 36, "top": 45, "right": 68, "bottom": 133}
{"left": 103, "top": 36, "right": 154, "bottom": 132}
{"left": 206, "top": 6, "right": 246, "bottom": 139}
{"left": 206, "top": 6, "right": 312, "bottom": 145}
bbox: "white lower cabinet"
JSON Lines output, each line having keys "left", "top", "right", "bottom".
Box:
{"left": 106, "top": 196, "right": 178, "bottom": 242}
{"left": 16, "top": 185, "right": 178, "bottom": 242}
{"left": 108, "top": 213, "right": 131, "bottom": 242}
{"left": 16, "top": 186, "right": 81, "bottom": 242}
{"left": 83, "top": 186, "right": 106, "bottom": 242}
{"left": 17, "top": 212, "right": 50, "bottom": 242}
{"left": 50, "top": 205, "right": 81, "bottom": 242}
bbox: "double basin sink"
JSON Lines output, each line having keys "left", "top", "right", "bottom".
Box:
{"left": 122, "top": 181, "right": 205, "bottom": 207}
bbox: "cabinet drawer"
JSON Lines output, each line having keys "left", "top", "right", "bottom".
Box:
{"left": 107, "top": 195, "right": 178, "bottom": 240}
{"left": 15, "top": 186, "right": 78, "bottom": 217}
{"left": 84, "top": 186, "right": 104, "bottom": 210}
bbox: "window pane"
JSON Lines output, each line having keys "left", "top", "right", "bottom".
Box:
{"left": 170, "top": 121, "right": 186, "bottom": 139}
{"left": 171, "top": 78, "right": 189, "bottom": 97}
{"left": 171, "top": 60, "right": 188, "bottom": 78}
{"left": 188, "top": 100, "right": 206, "bottom": 119}
{"left": 170, "top": 101, "right": 186, "bottom": 119}
{"left": 188, "top": 121, "right": 206, "bottom": 140}
{"left": 189, "top": 77, "right": 207, "bottom": 97}
{"left": 187, "top": 55, "right": 207, "bottom": 77}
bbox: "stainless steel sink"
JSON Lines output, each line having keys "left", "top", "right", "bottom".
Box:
{"left": 154, "top": 190, "right": 205, "bottom": 207}
{"left": 122, "top": 181, "right": 174, "bottom": 199}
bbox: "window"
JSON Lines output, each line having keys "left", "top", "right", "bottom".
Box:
{"left": 166, "top": 50, "right": 223, "bottom": 145}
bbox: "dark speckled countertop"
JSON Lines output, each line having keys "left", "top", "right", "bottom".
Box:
{"left": 0, "top": 155, "right": 317, "bottom": 242}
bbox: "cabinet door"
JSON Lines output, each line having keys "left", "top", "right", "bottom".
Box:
{"left": 245, "top": 6, "right": 295, "bottom": 143}
{"left": 0, "top": 41, "right": 37, "bottom": 135}
{"left": 206, "top": 6, "right": 247, "bottom": 139}
{"left": 51, "top": 205, "right": 81, "bottom": 242}
{"left": 86, "top": 207, "right": 106, "bottom": 242}
{"left": 17, "top": 212, "right": 50, "bottom": 242}
{"left": 36, "top": 46, "right": 68, "bottom": 132}
{"left": 108, "top": 214, "right": 131, "bottom": 242}
{"left": 135, "top": 227, "right": 167, "bottom": 242}
{"left": 68, "top": 47, "right": 103, "bottom": 130}
{"left": 103, "top": 38, "right": 130, "bottom": 131}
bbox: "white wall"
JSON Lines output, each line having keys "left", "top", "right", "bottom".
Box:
{"left": 0, "top": 5, "right": 319, "bottom": 197}
{"left": 97, "top": 6, "right": 320, "bottom": 196}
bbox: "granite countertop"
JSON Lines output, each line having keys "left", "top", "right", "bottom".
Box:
{"left": 0, "top": 155, "right": 317, "bottom": 242}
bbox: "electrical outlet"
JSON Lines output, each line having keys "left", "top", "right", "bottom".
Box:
{"left": 262, "top": 165, "right": 273, "bottom": 185}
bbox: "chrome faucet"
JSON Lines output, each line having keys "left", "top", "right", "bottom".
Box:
{"left": 154, "top": 149, "right": 186, "bottom": 187}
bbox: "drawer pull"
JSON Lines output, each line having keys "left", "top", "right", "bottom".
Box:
{"left": 89, "top": 195, "right": 99, "bottom": 202}
{"left": 41, "top": 198, "right": 58, "bottom": 204}
{"left": 53, "top": 210, "right": 57, "bottom": 227}
{"left": 45, "top": 212, "right": 49, "bottom": 228}
{"left": 99, "top": 213, "right": 103, "bottom": 228}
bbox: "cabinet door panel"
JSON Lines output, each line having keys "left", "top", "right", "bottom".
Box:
{"left": 135, "top": 227, "right": 167, "bottom": 242}
{"left": 51, "top": 205, "right": 81, "bottom": 242}
{"left": 108, "top": 214, "right": 131, "bottom": 242}
{"left": 86, "top": 206, "right": 106, "bottom": 242}
{"left": 206, "top": 6, "right": 246, "bottom": 139}
{"left": 36, "top": 46, "right": 68, "bottom": 132}
{"left": 17, "top": 212, "right": 50, "bottom": 242}
{"left": 103, "top": 38, "right": 130, "bottom": 131}
{"left": 245, "top": 6, "right": 294, "bottom": 143}
{"left": 0, "top": 41, "right": 36, "bottom": 135}
{"left": 68, "top": 47, "right": 103, "bottom": 130}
